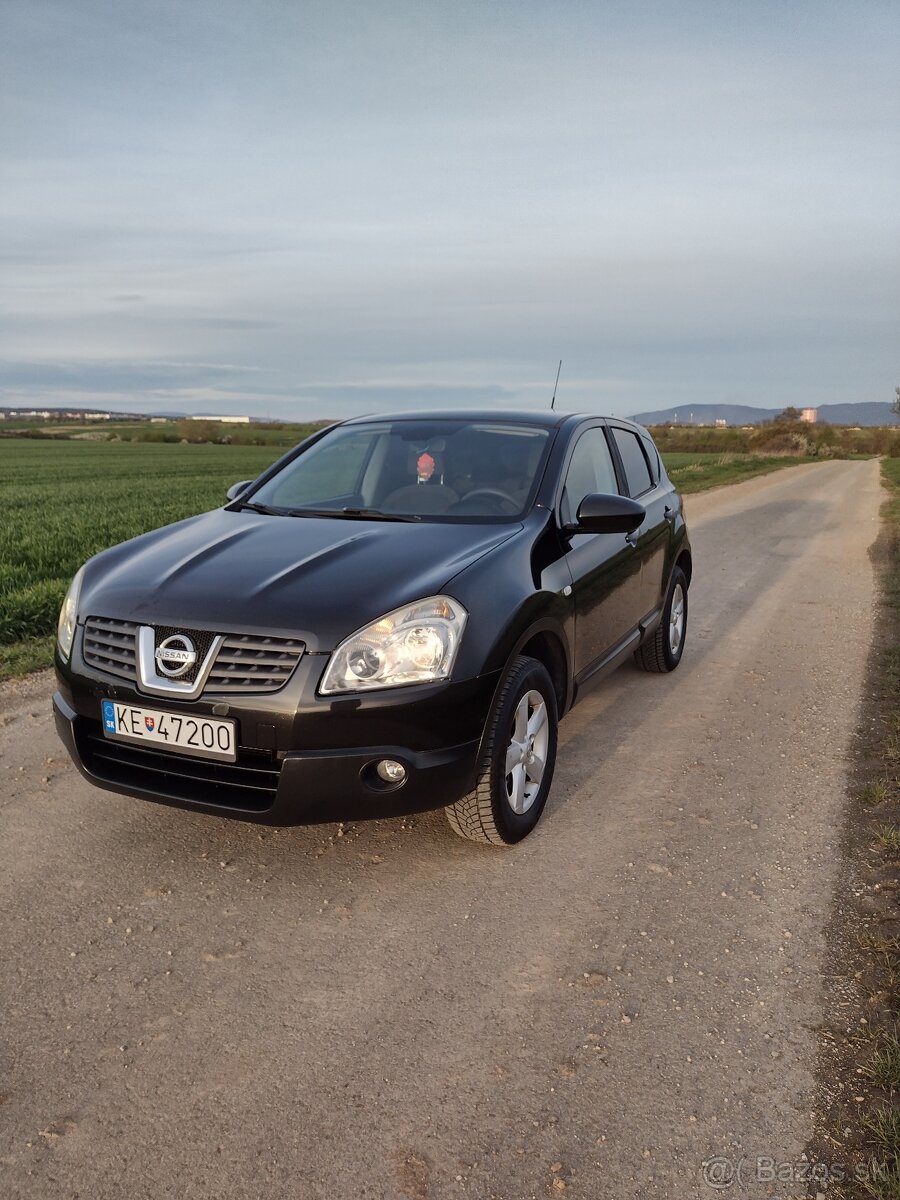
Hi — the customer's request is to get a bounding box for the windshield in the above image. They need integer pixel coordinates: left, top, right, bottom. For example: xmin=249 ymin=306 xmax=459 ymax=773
xmin=247 ymin=420 xmax=552 ymax=521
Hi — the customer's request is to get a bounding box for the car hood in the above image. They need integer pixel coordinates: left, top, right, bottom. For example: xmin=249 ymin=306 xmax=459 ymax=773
xmin=79 ymin=508 xmax=520 ymax=652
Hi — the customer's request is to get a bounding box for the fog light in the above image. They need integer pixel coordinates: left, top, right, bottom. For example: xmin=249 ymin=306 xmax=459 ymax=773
xmin=376 ymin=759 xmax=406 ymax=784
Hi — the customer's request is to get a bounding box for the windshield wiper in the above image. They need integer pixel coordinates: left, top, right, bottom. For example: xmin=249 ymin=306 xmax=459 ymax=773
xmin=341 ymin=507 xmax=421 ymax=522
xmin=283 ymin=506 xmax=421 ymax=523
xmin=237 ymin=500 xmax=282 ymax=515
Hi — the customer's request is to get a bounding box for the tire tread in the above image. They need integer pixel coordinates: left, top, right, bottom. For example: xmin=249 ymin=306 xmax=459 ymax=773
xmin=634 ymin=619 xmax=668 ymax=673
xmin=635 ymin=567 xmax=687 ymax=674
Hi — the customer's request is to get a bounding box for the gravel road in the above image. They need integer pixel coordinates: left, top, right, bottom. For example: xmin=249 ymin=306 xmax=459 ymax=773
xmin=0 ymin=459 xmax=882 ymax=1200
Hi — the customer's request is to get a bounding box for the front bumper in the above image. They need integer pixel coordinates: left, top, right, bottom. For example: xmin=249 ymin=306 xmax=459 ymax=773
xmin=53 ymin=644 xmax=498 ymax=825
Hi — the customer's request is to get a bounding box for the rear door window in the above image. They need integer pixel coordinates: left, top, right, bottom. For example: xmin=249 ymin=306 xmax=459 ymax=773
xmin=611 ymin=428 xmax=654 ymax=497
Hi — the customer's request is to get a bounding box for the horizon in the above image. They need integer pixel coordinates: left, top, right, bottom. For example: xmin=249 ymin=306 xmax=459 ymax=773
xmin=2 ymin=397 xmax=897 ymax=429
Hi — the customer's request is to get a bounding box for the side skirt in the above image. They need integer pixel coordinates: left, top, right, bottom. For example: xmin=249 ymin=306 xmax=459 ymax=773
xmin=571 ymin=606 xmax=663 ymax=705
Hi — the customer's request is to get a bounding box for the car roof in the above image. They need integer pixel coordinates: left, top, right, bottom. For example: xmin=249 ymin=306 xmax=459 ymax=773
xmin=341 ymin=408 xmax=650 ymax=433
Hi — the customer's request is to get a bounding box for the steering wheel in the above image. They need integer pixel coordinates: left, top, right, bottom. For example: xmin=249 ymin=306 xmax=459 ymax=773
xmin=455 ymin=488 xmax=520 ymax=515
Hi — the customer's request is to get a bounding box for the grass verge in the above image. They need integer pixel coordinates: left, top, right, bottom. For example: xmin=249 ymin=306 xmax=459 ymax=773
xmin=0 ymin=636 xmax=56 ymax=682
xmin=663 ymin=451 xmax=820 ymax=493
xmin=807 ymin=458 xmax=900 ymax=1197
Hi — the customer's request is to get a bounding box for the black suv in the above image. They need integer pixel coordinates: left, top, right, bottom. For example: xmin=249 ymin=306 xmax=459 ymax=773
xmin=53 ymin=410 xmax=691 ymax=845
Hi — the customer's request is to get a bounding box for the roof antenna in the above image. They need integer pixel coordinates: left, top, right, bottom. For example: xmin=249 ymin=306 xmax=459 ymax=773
xmin=550 ymin=359 xmax=563 ymax=410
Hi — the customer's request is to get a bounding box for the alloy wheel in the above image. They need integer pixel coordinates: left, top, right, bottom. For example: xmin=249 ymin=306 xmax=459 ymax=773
xmin=669 ymin=583 xmax=685 ymax=655
xmin=504 ymin=689 xmax=549 ymax=814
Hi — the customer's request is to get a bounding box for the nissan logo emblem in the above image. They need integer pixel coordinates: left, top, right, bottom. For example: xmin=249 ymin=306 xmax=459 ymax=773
xmin=155 ymin=633 xmax=198 ymax=678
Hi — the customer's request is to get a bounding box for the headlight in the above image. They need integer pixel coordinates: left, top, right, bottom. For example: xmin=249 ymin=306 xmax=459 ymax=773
xmin=56 ymin=566 xmax=85 ymax=661
xmin=319 ymin=595 xmax=467 ymax=694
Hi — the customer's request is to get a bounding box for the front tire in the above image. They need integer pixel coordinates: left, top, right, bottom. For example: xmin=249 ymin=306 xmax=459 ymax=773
xmin=446 ymin=655 xmax=558 ymax=846
xmin=635 ymin=566 xmax=688 ymax=673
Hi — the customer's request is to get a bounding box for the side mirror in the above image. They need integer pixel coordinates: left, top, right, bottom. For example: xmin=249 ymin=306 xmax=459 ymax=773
xmin=571 ymin=493 xmax=645 ymax=535
xmin=226 ymin=480 xmax=253 ymax=502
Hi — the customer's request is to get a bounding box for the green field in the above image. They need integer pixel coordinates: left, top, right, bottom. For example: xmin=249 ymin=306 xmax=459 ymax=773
xmin=0 ymin=440 xmax=290 ymax=678
xmin=0 ymin=440 xmax=823 ymax=681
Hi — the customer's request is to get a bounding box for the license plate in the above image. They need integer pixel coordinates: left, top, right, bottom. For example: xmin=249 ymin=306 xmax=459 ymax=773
xmin=101 ymin=700 xmax=237 ymax=763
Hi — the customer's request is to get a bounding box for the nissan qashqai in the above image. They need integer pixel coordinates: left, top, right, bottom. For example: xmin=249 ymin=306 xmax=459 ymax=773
xmin=53 ymin=411 xmax=691 ymax=845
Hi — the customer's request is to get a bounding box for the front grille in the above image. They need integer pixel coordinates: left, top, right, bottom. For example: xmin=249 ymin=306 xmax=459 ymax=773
xmin=204 ymin=633 xmax=305 ymax=694
xmin=83 ymin=617 xmax=138 ymax=682
xmin=152 ymin=624 xmax=218 ymax=687
xmin=82 ymin=619 xmax=304 ymax=696
xmin=78 ymin=720 xmax=280 ymax=812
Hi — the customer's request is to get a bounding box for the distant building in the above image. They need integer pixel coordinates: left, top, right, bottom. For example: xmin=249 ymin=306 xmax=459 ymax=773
xmin=1 ymin=407 xmax=139 ymax=421
xmin=715 ymin=419 xmax=727 ymax=427
xmin=800 ymin=408 xmax=818 ymax=423
xmin=187 ymin=414 xmax=251 ymax=425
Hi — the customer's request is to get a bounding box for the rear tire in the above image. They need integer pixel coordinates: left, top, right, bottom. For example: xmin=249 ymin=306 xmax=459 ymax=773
xmin=446 ymin=655 xmax=558 ymax=846
xmin=635 ymin=566 xmax=688 ymax=673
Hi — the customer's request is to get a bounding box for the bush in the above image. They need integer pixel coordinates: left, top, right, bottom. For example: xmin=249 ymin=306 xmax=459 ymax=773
xmin=647 ymin=425 xmax=751 ymax=454
xmin=748 ymin=425 xmax=815 ymax=454
xmin=649 ymin=419 xmax=898 ymax=459
xmin=177 ymin=419 xmax=222 ymax=443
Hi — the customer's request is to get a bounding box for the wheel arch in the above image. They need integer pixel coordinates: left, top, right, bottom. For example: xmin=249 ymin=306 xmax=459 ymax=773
xmin=675 ymin=547 xmax=692 ymax=587
xmin=488 ymin=617 xmax=572 ymax=721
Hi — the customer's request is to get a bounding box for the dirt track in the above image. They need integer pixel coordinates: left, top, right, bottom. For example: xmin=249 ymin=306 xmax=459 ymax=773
xmin=0 ymin=459 xmax=882 ymax=1199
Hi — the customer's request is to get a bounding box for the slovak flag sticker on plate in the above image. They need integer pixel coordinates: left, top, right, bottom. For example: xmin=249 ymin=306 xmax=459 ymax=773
xmin=102 ymin=700 xmax=116 ymax=732
xmin=144 ymin=716 xmax=156 ymax=732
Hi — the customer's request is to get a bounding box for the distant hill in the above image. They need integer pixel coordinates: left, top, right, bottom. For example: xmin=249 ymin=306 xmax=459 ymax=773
xmin=631 ymin=402 xmax=900 ymax=427
xmin=817 ymin=403 xmax=900 ymax=426
xmin=631 ymin=404 xmax=779 ymax=425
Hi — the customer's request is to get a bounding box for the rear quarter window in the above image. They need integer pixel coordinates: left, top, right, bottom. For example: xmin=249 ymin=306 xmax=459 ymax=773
xmin=641 ymin=435 xmax=661 ymax=484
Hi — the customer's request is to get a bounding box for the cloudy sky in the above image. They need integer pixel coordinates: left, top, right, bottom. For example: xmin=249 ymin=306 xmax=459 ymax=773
xmin=1 ymin=0 xmax=897 ymax=419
